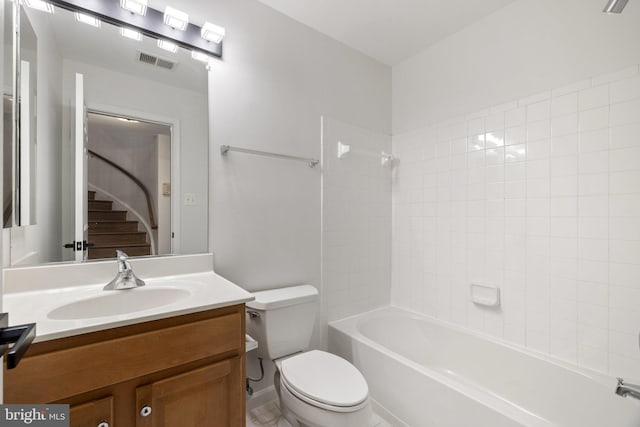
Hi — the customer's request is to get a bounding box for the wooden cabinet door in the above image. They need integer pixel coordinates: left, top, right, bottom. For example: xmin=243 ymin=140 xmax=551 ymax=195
xmin=70 ymin=396 xmax=114 ymax=427
xmin=136 ymin=357 xmax=243 ymax=427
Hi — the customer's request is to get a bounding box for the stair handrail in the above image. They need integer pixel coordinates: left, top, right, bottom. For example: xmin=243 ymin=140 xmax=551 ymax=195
xmin=88 ymin=149 xmax=158 ymax=229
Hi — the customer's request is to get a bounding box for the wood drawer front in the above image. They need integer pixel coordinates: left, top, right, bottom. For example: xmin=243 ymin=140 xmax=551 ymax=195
xmin=6 ymin=312 xmax=241 ymax=403
xmin=70 ymin=396 xmax=114 ymax=427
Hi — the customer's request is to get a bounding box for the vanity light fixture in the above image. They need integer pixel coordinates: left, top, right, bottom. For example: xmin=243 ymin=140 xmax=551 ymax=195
xmin=201 ymin=22 xmax=225 ymax=43
xmin=157 ymin=39 xmax=178 ymax=53
xmin=191 ymin=50 xmax=211 ymax=63
xmin=23 ymin=0 xmax=55 ymax=14
xmin=75 ymin=12 xmax=101 ymax=28
xmin=120 ymin=27 xmax=142 ymax=41
xmin=120 ymin=0 xmax=148 ymax=16
xmin=603 ymin=0 xmax=629 ymax=13
xmin=42 ymin=0 xmax=223 ymax=58
xmin=163 ymin=6 xmax=189 ymax=31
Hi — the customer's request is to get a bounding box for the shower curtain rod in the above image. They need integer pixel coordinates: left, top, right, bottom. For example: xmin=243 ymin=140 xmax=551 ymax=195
xmin=220 ymin=145 xmax=320 ymax=168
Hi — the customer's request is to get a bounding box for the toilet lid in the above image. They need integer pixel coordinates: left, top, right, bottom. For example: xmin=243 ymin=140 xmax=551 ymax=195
xmin=280 ymin=350 xmax=368 ymax=407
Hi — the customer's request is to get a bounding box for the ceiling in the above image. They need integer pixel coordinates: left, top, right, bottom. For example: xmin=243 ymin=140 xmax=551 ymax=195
xmin=255 ymin=0 xmax=516 ymax=65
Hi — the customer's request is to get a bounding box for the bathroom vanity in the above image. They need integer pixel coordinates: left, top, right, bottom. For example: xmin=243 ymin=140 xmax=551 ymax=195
xmin=2 ymin=254 xmax=252 ymax=427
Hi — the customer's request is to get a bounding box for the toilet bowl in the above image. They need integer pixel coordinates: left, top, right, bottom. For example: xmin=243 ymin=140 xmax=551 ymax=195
xmin=275 ymin=350 xmax=373 ymax=427
xmin=245 ymin=285 xmax=374 ymax=427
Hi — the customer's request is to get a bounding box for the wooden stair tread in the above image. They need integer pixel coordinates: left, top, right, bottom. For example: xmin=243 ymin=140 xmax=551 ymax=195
xmin=89 ymin=220 xmax=138 ymax=223
xmin=91 ymin=244 xmax=150 ymax=249
xmin=89 ymin=231 xmax=145 ymax=235
xmin=86 ymin=191 xmax=151 ymax=260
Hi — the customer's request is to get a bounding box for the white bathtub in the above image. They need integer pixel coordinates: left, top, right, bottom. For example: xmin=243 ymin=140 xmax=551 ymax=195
xmin=328 ymin=306 xmax=640 ymax=427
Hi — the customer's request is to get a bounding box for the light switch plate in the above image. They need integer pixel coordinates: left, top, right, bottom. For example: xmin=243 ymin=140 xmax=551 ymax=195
xmin=184 ymin=193 xmax=196 ymax=205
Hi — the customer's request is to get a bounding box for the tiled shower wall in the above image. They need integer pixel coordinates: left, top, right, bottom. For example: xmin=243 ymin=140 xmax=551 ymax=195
xmin=392 ymin=65 xmax=640 ymax=378
xmin=322 ymin=117 xmax=392 ymax=326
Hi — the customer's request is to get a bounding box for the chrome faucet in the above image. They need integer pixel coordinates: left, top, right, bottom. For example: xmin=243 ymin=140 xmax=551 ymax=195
xmin=103 ymin=250 xmax=146 ymax=290
xmin=615 ymin=378 xmax=640 ymax=400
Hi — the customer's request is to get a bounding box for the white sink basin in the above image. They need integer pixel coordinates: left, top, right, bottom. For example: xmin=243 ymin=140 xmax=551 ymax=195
xmin=47 ymin=287 xmax=191 ymax=320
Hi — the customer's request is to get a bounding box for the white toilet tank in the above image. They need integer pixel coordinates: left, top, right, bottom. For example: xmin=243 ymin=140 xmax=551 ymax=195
xmin=246 ymin=285 xmax=318 ymax=360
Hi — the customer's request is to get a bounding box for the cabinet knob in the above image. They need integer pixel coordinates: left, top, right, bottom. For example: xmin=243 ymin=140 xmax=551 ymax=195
xmin=97 ymin=422 xmax=109 ymax=427
xmin=140 ymin=405 xmax=152 ymax=417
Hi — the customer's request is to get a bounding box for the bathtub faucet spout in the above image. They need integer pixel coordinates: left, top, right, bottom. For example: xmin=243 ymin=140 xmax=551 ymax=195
xmin=616 ymin=378 xmax=640 ymax=400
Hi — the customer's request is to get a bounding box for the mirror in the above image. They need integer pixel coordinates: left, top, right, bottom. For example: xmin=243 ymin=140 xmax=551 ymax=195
xmin=3 ymin=0 xmax=13 ymax=229
xmin=5 ymin=2 xmax=210 ymax=266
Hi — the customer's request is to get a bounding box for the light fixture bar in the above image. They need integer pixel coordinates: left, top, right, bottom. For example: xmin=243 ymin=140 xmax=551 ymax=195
xmin=23 ymin=0 xmax=55 ymax=13
xmin=157 ymin=39 xmax=178 ymax=53
xmin=191 ymin=50 xmax=211 ymax=63
xmin=120 ymin=27 xmax=142 ymax=41
xmin=75 ymin=12 xmax=101 ymax=27
xmin=44 ymin=0 xmax=222 ymax=58
xmin=201 ymin=22 xmax=225 ymax=43
xmin=120 ymin=0 xmax=147 ymax=16
xmin=603 ymin=0 xmax=629 ymax=13
xmin=164 ymin=6 xmax=189 ymax=31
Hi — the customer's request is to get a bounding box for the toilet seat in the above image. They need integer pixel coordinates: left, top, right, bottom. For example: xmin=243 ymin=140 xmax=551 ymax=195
xmin=280 ymin=350 xmax=369 ymax=413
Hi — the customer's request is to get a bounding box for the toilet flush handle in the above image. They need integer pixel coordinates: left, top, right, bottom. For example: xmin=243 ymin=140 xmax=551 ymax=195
xmin=246 ymin=310 xmax=261 ymax=319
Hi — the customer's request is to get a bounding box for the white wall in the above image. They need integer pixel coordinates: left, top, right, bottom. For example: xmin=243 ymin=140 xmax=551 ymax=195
xmin=195 ymin=0 xmax=390 ymax=395
xmin=206 ymin=0 xmax=391 ymax=292
xmin=393 ymin=0 xmax=640 ymax=133
xmin=392 ymin=0 xmax=640 ymax=379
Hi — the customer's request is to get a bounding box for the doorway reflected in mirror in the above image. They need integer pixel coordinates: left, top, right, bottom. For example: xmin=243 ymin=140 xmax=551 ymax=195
xmin=87 ymin=112 xmax=171 ymax=260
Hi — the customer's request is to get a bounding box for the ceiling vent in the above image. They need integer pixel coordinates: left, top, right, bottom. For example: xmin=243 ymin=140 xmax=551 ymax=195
xmin=136 ymin=51 xmax=177 ymax=71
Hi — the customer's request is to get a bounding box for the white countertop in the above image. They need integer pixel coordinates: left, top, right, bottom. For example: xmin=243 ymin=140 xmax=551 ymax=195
xmin=4 ymin=270 xmax=253 ymax=342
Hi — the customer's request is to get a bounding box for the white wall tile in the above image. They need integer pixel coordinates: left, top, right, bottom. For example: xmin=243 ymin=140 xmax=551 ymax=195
xmin=579 ymin=85 xmax=609 ymax=111
xmin=579 ymin=195 xmax=609 ymax=217
xmin=610 ymin=263 xmax=640 ymax=289
xmin=527 ymin=140 xmax=550 ymax=160
xmin=610 ymin=99 xmax=640 ymax=127
xmin=579 ymin=151 xmax=609 ymax=174
xmin=552 ymin=93 xmax=578 ymax=117
xmin=578 ymin=173 xmax=608 ymax=196
xmin=579 ymin=129 xmax=609 ymax=153
xmin=527 ymin=100 xmax=551 ymax=122
xmin=609 ymin=218 xmax=640 ymax=241
xmin=550 ymin=155 xmax=578 ymax=177
xmin=610 ymin=76 xmax=640 ymax=104
xmin=610 ymin=124 xmax=640 ymax=149
xmin=578 ymin=217 xmax=608 ymax=240
xmin=551 ymin=134 xmax=578 ymax=157
xmin=552 ymin=114 xmax=578 ymax=137
xmin=505 ymin=144 xmax=527 ymax=162
xmin=527 ymin=120 xmax=551 ymax=141
xmin=505 ymin=107 xmax=526 ymax=127
xmin=579 ymin=107 xmax=609 ymax=132
xmin=611 ymin=194 xmax=640 ymax=217
xmin=610 ymin=147 xmax=640 ymax=172
xmin=391 ymin=67 xmax=640 ymax=378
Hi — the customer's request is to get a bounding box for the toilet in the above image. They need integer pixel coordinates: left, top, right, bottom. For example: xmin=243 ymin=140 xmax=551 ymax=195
xmin=246 ymin=285 xmax=373 ymax=427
